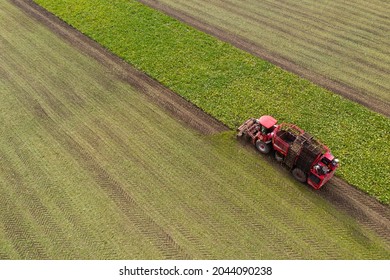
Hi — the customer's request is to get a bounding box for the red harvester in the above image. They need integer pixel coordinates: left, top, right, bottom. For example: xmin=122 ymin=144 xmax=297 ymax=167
xmin=237 ymin=115 xmax=339 ymax=189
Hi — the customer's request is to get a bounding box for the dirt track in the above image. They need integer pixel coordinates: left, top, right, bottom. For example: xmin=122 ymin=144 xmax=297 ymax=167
xmin=138 ymin=0 xmax=390 ymax=118
xmin=14 ymin=0 xmax=390 ymax=245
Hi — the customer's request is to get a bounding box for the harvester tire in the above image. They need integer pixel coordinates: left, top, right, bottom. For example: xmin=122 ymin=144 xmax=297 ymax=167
xmin=275 ymin=152 xmax=284 ymax=162
xmin=292 ymin=168 xmax=307 ymax=183
xmin=255 ymin=140 xmax=271 ymax=154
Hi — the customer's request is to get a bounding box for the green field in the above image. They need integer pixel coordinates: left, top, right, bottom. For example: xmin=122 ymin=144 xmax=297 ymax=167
xmin=1 ymin=1 xmax=389 ymax=259
xmin=152 ymin=0 xmax=390 ymax=105
xmin=32 ymin=0 xmax=390 ymax=203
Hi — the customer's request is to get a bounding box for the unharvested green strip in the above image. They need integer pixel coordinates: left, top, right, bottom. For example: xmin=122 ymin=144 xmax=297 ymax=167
xmin=2 ymin=0 xmax=390 ymax=259
xmin=33 ymin=0 xmax=390 ymax=203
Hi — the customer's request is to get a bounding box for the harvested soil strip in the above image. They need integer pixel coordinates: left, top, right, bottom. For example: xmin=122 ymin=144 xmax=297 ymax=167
xmin=137 ymin=0 xmax=390 ymax=118
xmin=12 ymin=0 xmax=228 ymax=136
xmin=14 ymin=0 xmax=390 ymax=246
xmin=240 ymin=142 xmax=390 ymax=246
xmin=11 ymin=81 xmax=190 ymax=259
xmin=322 ymin=178 xmax=390 ymax=244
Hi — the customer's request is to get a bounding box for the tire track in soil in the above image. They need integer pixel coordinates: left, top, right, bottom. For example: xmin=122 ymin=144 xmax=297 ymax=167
xmin=72 ymin=93 xmax=294 ymax=258
xmin=12 ymin=0 xmax=228 ymax=136
xmin=138 ymin=0 xmax=390 ymax=117
xmin=0 ymin=154 xmax=48 ymax=259
xmin=0 ymin=53 xmax=100 ymax=257
xmin=240 ymin=141 xmax=390 ymax=248
xmin=175 ymin=225 xmax=211 ymax=258
xmin=222 ymin=191 xmax=343 ymax=259
xmin=3 ymin=139 xmax=75 ymax=248
xmin=0 ymin=71 xmax=114 ymax=258
xmin=321 ymin=177 xmax=390 ymax=245
xmin=0 ymin=201 xmax=47 ymax=259
xmin=54 ymin=129 xmax=191 ymax=259
xmin=2 ymin=29 xmax=187 ymax=257
xmin=89 ymin=119 xmax=214 ymax=259
xmin=13 ymin=0 xmax=390 ymax=249
xmin=15 ymin=87 xmax=190 ymax=258
xmin=7 ymin=0 xmax=194 ymax=258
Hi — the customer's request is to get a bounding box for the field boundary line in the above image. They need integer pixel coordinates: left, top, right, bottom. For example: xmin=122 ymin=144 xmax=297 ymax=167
xmin=12 ymin=0 xmax=229 ymax=136
xmin=137 ymin=0 xmax=390 ymax=118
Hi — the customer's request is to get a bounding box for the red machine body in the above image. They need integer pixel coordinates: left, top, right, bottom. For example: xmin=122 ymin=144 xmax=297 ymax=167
xmin=237 ymin=115 xmax=339 ymax=189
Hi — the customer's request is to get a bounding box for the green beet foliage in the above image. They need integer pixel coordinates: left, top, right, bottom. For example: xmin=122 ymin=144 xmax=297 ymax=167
xmin=34 ymin=0 xmax=390 ymax=204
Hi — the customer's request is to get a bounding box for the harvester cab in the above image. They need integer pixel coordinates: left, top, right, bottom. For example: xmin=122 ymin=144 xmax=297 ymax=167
xmin=237 ymin=115 xmax=278 ymax=154
xmin=258 ymin=115 xmax=278 ymax=134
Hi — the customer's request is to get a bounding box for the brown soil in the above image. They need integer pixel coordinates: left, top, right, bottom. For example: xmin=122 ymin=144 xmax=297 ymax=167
xmin=138 ymin=0 xmax=390 ymax=118
xmin=13 ymin=0 xmax=389 ymax=245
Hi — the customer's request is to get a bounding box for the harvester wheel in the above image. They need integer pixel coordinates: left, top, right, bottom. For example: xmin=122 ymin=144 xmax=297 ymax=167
xmin=275 ymin=152 xmax=284 ymax=162
xmin=292 ymin=168 xmax=307 ymax=183
xmin=255 ymin=140 xmax=271 ymax=154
